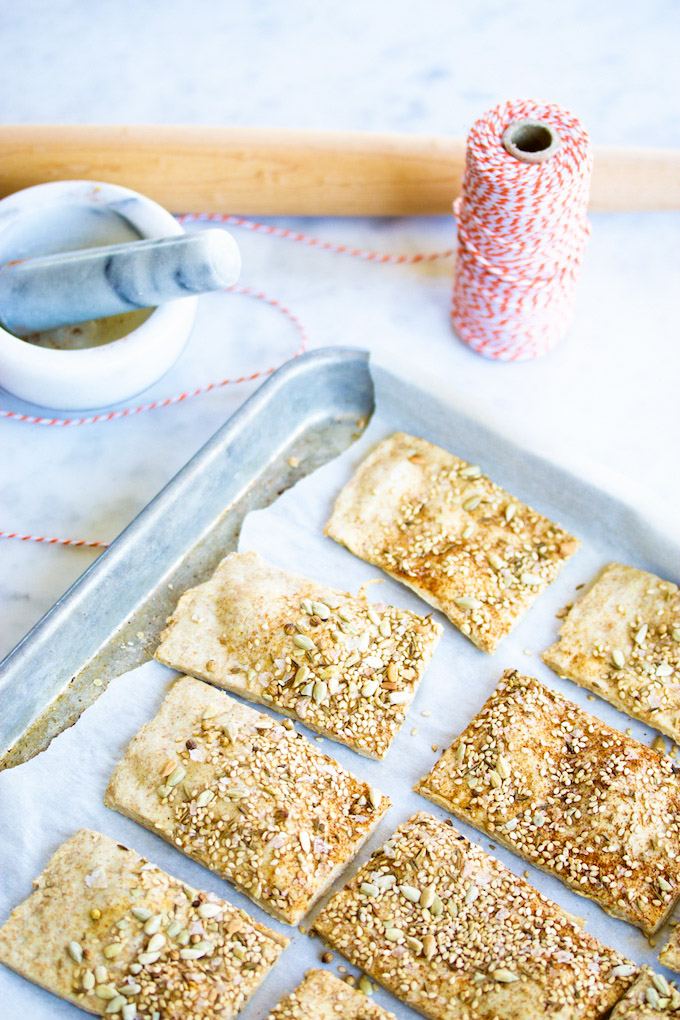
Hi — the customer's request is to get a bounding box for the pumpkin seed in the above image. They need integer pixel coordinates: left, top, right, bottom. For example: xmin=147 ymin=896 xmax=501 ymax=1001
xmin=67 ymin=940 xmax=83 ymax=963
xmin=358 ymin=975 xmax=373 ymax=996
xmin=455 ymin=742 xmax=466 ymax=763
xmin=463 ymin=495 xmax=483 ymax=512
xmin=634 ymin=623 xmax=648 ymax=645
xmin=405 ymin=935 xmax=423 ymax=954
xmin=312 ymin=602 xmax=331 ymax=620
xmin=122 ymin=1006 xmax=137 ymax=1020
xmin=166 ymin=766 xmax=186 ymax=788
xmin=299 ymin=830 xmax=311 ymax=853
xmin=487 ymin=552 xmax=503 ymax=570
xmin=293 ymin=634 xmax=315 ymax=651
xmin=399 ymin=884 xmax=421 ymax=903
xmin=95 ymin=985 xmax=118 ymax=1000
xmin=379 ymin=620 xmax=391 ymax=638
xmin=455 ymin=596 xmax=481 ymax=610
xmin=360 ymin=882 xmax=379 ymax=897
xmin=196 ymin=789 xmax=214 ymax=808
xmin=166 ymin=920 xmax=182 ymax=938
xmin=197 ymin=902 xmax=222 ymax=918
xmin=385 ymin=928 xmax=404 ymax=942
xmin=389 ymin=690 xmax=410 ymax=704
xmin=496 ymin=755 xmax=510 ymax=779
xmin=105 ymin=994 xmax=126 ymax=1014
xmin=361 ymin=679 xmax=380 ymax=698
xmin=652 ymin=973 xmax=671 ymax=996
xmin=611 ymin=964 xmax=637 ymax=978
xmin=180 ymin=947 xmax=207 ymax=960
xmin=312 ymin=680 xmax=328 ymax=704
xmin=492 ymin=968 xmax=519 ymax=983
xmin=295 ymin=665 xmax=310 ymax=684
xmin=611 ymin=649 xmax=626 ymax=669
xmin=138 ymin=952 xmax=161 ymax=965
xmin=82 ymin=970 xmax=95 ymax=991
xmin=103 ymin=943 xmax=123 ymax=959
xmin=95 ymin=966 xmax=109 ymax=984
xmin=143 ymin=915 xmax=162 ymax=936
xmin=420 ymin=885 xmax=435 ymax=909
xmin=423 ymin=934 xmax=436 ymax=960
xmin=146 ymin=933 xmax=165 ymax=953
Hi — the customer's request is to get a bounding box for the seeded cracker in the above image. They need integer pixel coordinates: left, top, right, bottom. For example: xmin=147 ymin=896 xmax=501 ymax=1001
xmin=660 ymin=926 xmax=680 ymax=974
xmin=0 ymin=828 xmax=286 ymax=1019
xmin=266 ymin=968 xmax=396 ymax=1019
xmin=325 ymin=432 xmax=579 ymax=653
xmin=105 ymin=677 xmax=390 ymax=925
xmin=544 ymin=562 xmax=680 ymax=742
xmin=608 ymin=967 xmax=680 ymax=1016
xmin=313 ymin=812 xmax=637 ymax=1020
xmin=155 ymin=551 xmax=442 ymax=759
xmin=415 ymin=669 xmax=680 ymax=934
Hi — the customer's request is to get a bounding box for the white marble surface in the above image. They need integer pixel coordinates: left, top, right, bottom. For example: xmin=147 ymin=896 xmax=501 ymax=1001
xmin=1 ymin=0 xmax=679 ymax=659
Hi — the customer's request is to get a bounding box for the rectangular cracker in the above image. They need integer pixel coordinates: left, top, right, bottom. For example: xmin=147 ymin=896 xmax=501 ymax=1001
xmin=266 ymin=969 xmax=396 ymax=1019
xmin=543 ymin=562 xmax=680 ymax=743
xmin=659 ymin=927 xmax=680 ymax=974
xmin=105 ymin=676 xmax=390 ymax=925
xmin=0 ymin=828 xmax=287 ymax=1019
xmin=609 ymin=968 xmax=680 ymax=1016
xmin=415 ymin=669 xmax=680 ymax=934
xmin=313 ymin=812 xmax=637 ymax=1020
xmin=155 ymin=550 xmax=442 ymax=759
xmin=325 ymin=432 xmax=579 ymax=653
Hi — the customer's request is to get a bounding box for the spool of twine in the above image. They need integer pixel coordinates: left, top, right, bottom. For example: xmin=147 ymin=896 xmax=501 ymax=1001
xmin=451 ymin=99 xmax=593 ymax=361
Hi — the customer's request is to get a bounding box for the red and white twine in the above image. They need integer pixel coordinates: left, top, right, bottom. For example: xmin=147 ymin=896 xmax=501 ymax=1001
xmin=452 ymin=99 xmax=592 ymax=361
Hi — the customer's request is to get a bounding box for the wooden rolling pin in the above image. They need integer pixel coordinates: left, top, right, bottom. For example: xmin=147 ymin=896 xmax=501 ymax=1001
xmin=1 ymin=125 xmax=678 ymax=215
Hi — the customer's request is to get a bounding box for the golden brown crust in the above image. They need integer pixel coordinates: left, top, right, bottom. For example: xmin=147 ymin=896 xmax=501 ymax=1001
xmin=313 ymin=812 xmax=637 ymax=1020
xmin=325 ymin=432 xmax=579 ymax=653
xmin=415 ymin=669 xmax=680 ymax=935
xmin=0 ymin=828 xmax=287 ymax=1019
xmin=266 ymin=969 xmax=396 ymax=1019
xmin=105 ymin=677 xmax=390 ymax=925
xmin=155 ymin=551 xmax=442 ymax=759
xmin=543 ymin=562 xmax=680 ymax=743
xmin=660 ymin=927 xmax=680 ymax=974
xmin=609 ymin=968 xmax=680 ymax=1016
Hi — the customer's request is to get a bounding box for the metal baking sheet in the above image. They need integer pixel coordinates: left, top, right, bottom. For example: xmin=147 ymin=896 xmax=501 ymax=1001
xmin=0 ymin=347 xmax=375 ymax=770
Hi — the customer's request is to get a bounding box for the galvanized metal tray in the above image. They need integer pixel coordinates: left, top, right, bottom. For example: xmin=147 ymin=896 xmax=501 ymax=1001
xmin=0 ymin=347 xmax=374 ymax=770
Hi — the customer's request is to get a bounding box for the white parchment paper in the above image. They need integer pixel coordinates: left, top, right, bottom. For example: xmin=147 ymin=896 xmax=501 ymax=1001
xmin=2 ymin=366 xmax=679 ymax=1018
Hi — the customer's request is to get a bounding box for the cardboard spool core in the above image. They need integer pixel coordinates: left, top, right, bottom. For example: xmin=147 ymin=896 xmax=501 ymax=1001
xmin=502 ymin=120 xmax=561 ymax=163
